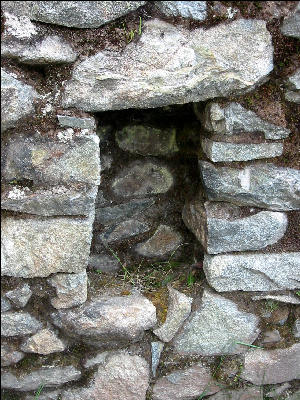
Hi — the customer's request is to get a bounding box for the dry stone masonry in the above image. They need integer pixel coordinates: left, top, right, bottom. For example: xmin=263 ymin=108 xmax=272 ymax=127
xmin=1 ymin=1 xmax=300 ymax=400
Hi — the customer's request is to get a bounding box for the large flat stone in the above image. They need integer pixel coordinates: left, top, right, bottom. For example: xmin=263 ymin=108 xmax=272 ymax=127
xmin=155 ymin=1 xmax=207 ymax=20
xmin=62 ymin=19 xmax=273 ymax=111
xmin=1 ymin=215 xmax=94 ymax=278
xmin=20 ymin=329 xmax=66 ymax=354
xmin=203 ymin=253 xmax=300 ymax=292
xmin=183 ymin=200 xmax=287 ymax=254
xmin=98 ymin=219 xmax=151 ymax=244
xmin=1 ymin=68 xmax=39 ymax=133
xmin=173 ymin=290 xmax=260 ymax=356
xmin=200 ymin=162 xmax=300 ymax=211
xmin=1 ymin=311 xmax=42 ymax=336
xmin=51 ymin=294 xmax=157 ymax=348
xmin=281 ymin=2 xmax=300 ymax=39
xmin=241 ymin=343 xmax=300 ymax=384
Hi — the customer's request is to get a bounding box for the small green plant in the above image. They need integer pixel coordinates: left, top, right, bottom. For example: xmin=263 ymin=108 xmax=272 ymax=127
xmin=236 ymin=341 xmax=263 ymax=349
xmin=96 ymin=269 xmax=102 ymax=275
xmin=296 ymin=291 xmax=300 ymax=297
xmin=187 ymin=271 xmax=195 ymax=287
xmin=265 ymin=300 xmax=279 ymax=313
xmin=122 ymin=16 xmax=143 ymax=43
xmin=34 ymin=384 xmax=44 ymax=399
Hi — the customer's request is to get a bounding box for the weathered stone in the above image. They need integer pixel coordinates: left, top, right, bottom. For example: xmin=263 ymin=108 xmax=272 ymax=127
xmin=155 ymin=1 xmax=207 ymax=20
xmin=203 ymin=253 xmax=300 ymax=292
xmin=88 ymin=254 xmax=120 ymax=273
xmin=173 ymin=290 xmax=260 ymax=356
xmin=62 ymin=19 xmax=273 ymax=111
xmin=2 ymin=11 xmax=38 ymax=39
xmin=116 ymin=125 xmax=178 ymax=156
xmin=1 ymin=184 xmax=98 ymax=217
xmin=61 ymin=352 xmax=149 ymax=400
xmin=199 ymin=102 xmax=290 ymax=139
xmin=265 ymin=383 xmax=291 ymax=399
xmin=151 ymin=341 xmax=164 ymax=377
xmin=112 ymin=161 xmax=173 ymax=198
xmin=152 ymin=362 xmax=221 ymax=400
xmin=252 ymin=293 xmax=300 ymax=305
xmin=284 ymin=68 xmax=300 ymax=104
xmin=5 ymin=283 xmax=32 ymax=308
xmin=95 ymin=198 xmax=155 ymax=225
xmin=288 ymin=391 xmax=300 ymax=400
xmin=48 ymin=270 xmax=88 ymax=309
xmin=98 ymin=219 xmax=151 ymax=244
xmin=101 ymin=154 xmax=113 ymax=171
xmin=20 ymin=329 xmax=66 ymax=354
xmin=2 ymin=365 xmax=81 ymax=392
xmin=83 ymin=351 xmax=111 ymax=369
xmin=200 ymin=162 xmax=300 ymax=211
xmin=1 ymin=215 xmax=94 ymax=278
xmin=208 ymin=386 xmax=262 ymax=400
xmin=201 ymin=138 xmax=283 ymax=162
xmin=1 ymin=68 xmax=39 ymax=133
xmin=293 ymin=319 xmax=300 ymax=338
xmin=135 ymin=225 xmax=183 ymax=258
xmin=95 ymin=189 xmax=109 ymax=207
xmin=1 ymin=312 xmax=42 ymax=336
xmin=183 ymin=199 xmax=287 ymax=254
xmin=57 ymin=114 xmax=96 ymax=130
xmin=1 ymin=342 xmax=25 ymax=366
xmin=24 ymin=390 xmax=62 ymax=400
xmin=262 ymin=330 xmax=281 ymax=344
xmin=1 ymin=297 xmax=12 ymax=312
xmin=1 ymin=35 xmax=77 ymax=64
xmin=268 ymin=306 xmax=290 ymax=326
xmin=154 ymin=287 xmax=192 ymax=342
xmin=281 ymin=2 xmax=300 ymax=39
xmin=241 ymin=343 xmax=300 ymax=384
xmin=51 ymin=295 xmax=157 ymax=348
xmin=2 ymin=132 xmax=100 ymax=186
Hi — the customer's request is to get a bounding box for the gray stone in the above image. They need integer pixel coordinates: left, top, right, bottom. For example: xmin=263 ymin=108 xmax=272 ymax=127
xmin=48 ymin=270 xmax=88 ymax=309
xmin=98 ymin=219 xmax=151 ymax=244
xmin=95 ymin=189 xmax=109 ymax=207
xmin=88 ymin=254 xmax=120 ymax=273
xmin=51 ymin=294 xmax=157 ymax=347
xmin=24 ymin=390 xmax=61 ymax=400
xmin=153 ymin=286 xmax=192 ymax=342
xmin=265 ymin=383 xmax=291 ymax=398
xmin=208 ymin=387 xmax=262 ymax=400
xmin=262 ymin=330 xmax=281 ymax=344
xmin=1 ymin=35 xmax=77 ymax=64
xmin=288 ymin=391 xmax=300 ymax=400
xmin=62 ymin=19 xmax=273 ymax=111
xmin=152 ymin=362 xmax=221 ymax=400
xmin=252 ymin=293 xmax=300 ymax=305
xmin=101 ymin=154 xmax=113 ymax=171
xmin=281 ymin=3 xmax=300 ymax=39
xmin=1 ymin=68 xmax=39 ymax=133
xmin=135 ymin=225 xmax=183 ymax=258
xmin=57 ymin=114 xmax=96 ymax=130
xmin=1 ymin=297 xmax=12 ymax=312
xmin=284 ymin=68 xmax=300 ymax=104
xmin=155 ymin=1 xmax=207 ymax=20
xmin=83 ymin=351 xmax=111 ymax=369
xmin=1 ymin=365 xmax=81 ymax=392
xmin=2 ymin=132 xmax=100 ymax=186
xmin=61 ymin=352 xmax=149 ymax=400
xmin=201 ymin=138 xmax=283 ymax=162
xmin=173 ymin=290 xmax=260 ymax=356
xmin=200 ymin=162 xmax=300 ymax=211
xmin=241 ymin=343 xmax=300 ymax=384
xmin=183 ymin=199 xmax=287 ymax=254
xmin=112 ymin=161 xmax=173 ymax=198
xmin=1 ymin=311 xmax=42 ymax=336
xmin=199 ymin=102 xmax=290 ymax=139
xmin=1 ymin=215 xmax=94 ymax=278
xmin=2 ymin=10 xmax=38 ymax=39
xmin=20 ymin=329 xmax=66 ymax=354
xmin=151 ymin=341 xmax=164 ymax=377
xmin=1 ymin=184 xmax=98 ymax=217
xmin=5 ymin=283 xmax=32 ymax=308
xmin=203 ymin=253 xmax=300 ymax=292
xmin=116 ymin=125 xmax=178 ymax=156
xmin=1 ymin=342 xmax=25 ymax=366
xmin=293 ymin=319 xmax=300 ymax=338
xmin=95 ymin=198 xmax=155 ymax=225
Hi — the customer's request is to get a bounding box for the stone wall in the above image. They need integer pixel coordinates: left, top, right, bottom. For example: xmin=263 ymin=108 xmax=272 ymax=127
xmin=1 ymin=2 xmax=300 ymax=400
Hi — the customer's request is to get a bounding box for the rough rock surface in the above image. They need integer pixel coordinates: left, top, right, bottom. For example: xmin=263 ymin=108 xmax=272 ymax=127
xmin=116 ymin=125 xmax=178 ymax=156
xmin=183 ymin=200 xmax=287 ymax=254
xmin=88 ymin=254 xmax=121 ymax=273
xmin=284 ymin=68 xmax=300 ymax=104
xmin=48 ymin=270 xmax=88 ymax=309
xmin=152 ymin=362 xmax=221 ymax=400
xmin=262 ymin=330 xmax=281 ymax=344
xmin=20 ymin=329 xmax=66 ymax=354
xmin=293 ymin=319 xmax=300 ymax=338
xmin=173 ymin=290 xmax=260 ymax=355
xmin=1 ymin=68 xmax=39 ymax=133
xmin=1 ymin=312 xmax=42 ymax=336
xmin=83 ymin=351 xmax=111 ymax=369
xmin=1 ymin=1 xmax=147 ymax=28
xmin=200 ymin=162 xmax=300 ymax=211
xmin=5 ymin=283 xmax=32 ymax=308
xmin=24 ymin=390 xmax=62 ymax=400
xmin=153 ymin=287 xmax=192 ymax=342
xmin=98 ymin=219 xmax=151 ymax=244
xmin=62 ymin=19 xmax=273 ymax=111
xmin=57 ymin=114 xmax=96 ymax=130
xmin=155 ymin=1 xmax=207 ymax=20
xmin=135 ymin=225 xmax=183 ymax=258
xmin=2 ymin=366 xmax=81 ymax=392
xmin=203 ymin=252 xmax=300 ymax=292
xmin=199 ymin=102 xmax=290 ymax=139
xmin=1 ymin=297 xmax=12 ymax=312
xmin=1 ymin=342 xmax=25 ymax=366
xmin=208 ymin=387 xmax=262 ymax=400
xmin=1 ymin=215 xmax=94 ymax=278
xmin=265 ymin=383 xmax=291 ymax=398
xmin=151 ymin=341 xmax=164 ymax=377
xmin=61 ymin=352 xmax=149 ymax=400
xmin=112 ymin=161 xmax=173 ymax=198
xmin=251 ymin=293 xmax=300 ymax=305
xmin=241 ymin=343 xmax=300 ymax=384
xmin=51 ymin=295 xmax=157 ymax=347
xmin=280 ymin=2 xmax=300 ymax=39
xmin=201 ymin=138 xmax=283 ymax=162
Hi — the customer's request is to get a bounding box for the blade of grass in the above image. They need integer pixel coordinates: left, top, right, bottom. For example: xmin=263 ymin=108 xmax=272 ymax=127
xmin=236 ymin=341 xmax=264 ymax=349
